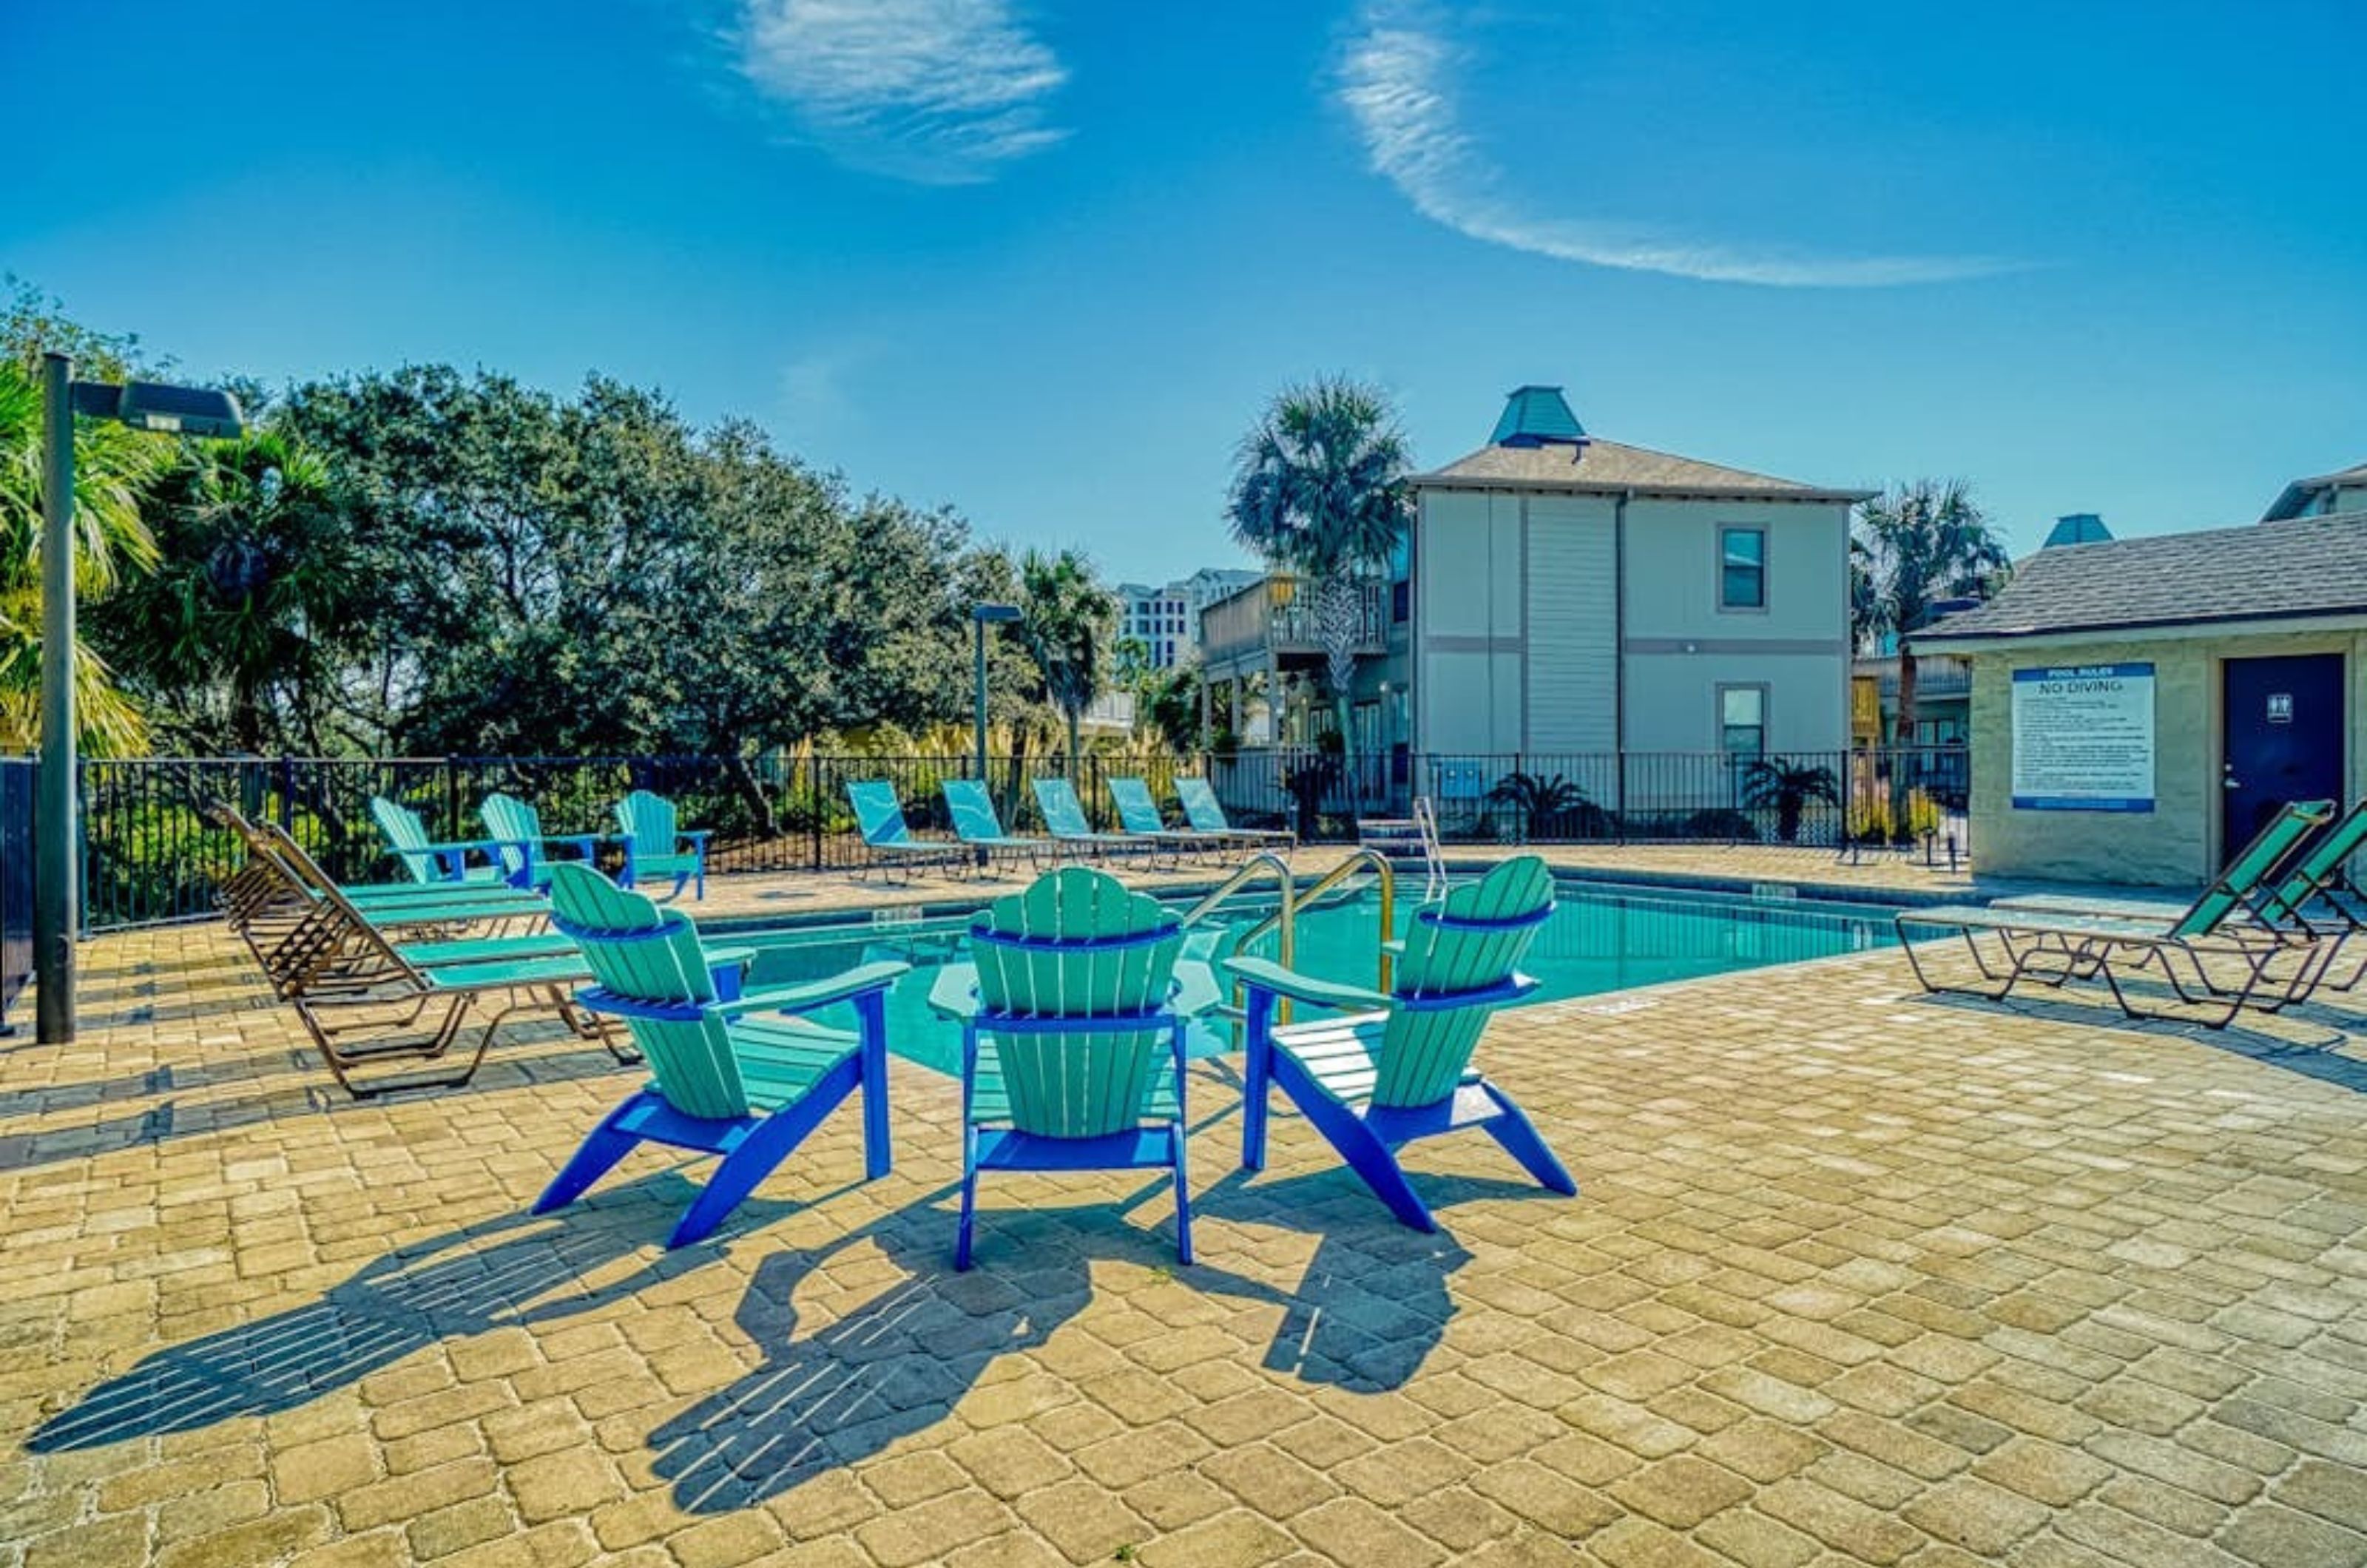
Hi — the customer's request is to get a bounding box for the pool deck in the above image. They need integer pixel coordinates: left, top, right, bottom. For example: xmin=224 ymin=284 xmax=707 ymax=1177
xmin=5 ymin=848 xmax=2366 ymax=1567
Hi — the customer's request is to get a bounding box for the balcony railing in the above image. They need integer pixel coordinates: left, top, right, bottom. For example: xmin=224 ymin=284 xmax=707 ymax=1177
xmin=1200 ymin=575 xmax=1388 ymax=664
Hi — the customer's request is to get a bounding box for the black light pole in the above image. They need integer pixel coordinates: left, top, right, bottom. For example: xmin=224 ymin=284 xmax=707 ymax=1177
xmin=970 ymin=603 xmax=1022 ymax=782
xmin=36 ymin=356 xmax=243 ymax=1044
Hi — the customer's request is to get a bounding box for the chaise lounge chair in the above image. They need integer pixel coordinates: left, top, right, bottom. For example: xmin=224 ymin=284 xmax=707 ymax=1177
xmin=1031 ymin=777 xmax=1150 ymax=859
xmin=845 ymin=780 xmax=962 ymax=882
xmin=1107 ymin=776 xmax=1228 ymax=865
xmin=942 ymin=778 xmax=1053 ymax=873
xmin=936 ymin=866 xmax=1195 ymax=1267
xmin=1226 ymin=856 xmax=1574 ymax=1231
xmin=480 ymin=791 xmax=600 ymax=891
xmin=1178 ymin=777 xmax=1296 ymax=855
xmin=537 ymin=863 xmax=902 ymax=1247
xmin=1896 ymin=800 xmax=2346 ymax=1027
xmin=614 ymin=789 xmax=709 ymax=902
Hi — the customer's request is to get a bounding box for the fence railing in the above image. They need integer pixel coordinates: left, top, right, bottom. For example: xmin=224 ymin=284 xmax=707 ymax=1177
xmin=70 ymin=745 xmax=1971 ymax=930
xmin=0 ymin=759 xmax=31 ymax=1025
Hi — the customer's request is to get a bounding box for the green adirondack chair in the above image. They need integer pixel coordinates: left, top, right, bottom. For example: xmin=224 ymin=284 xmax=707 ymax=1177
xmin=614 ymin=790 xmax=709 ymax=902
xmin=1226 ymin=856 xmax=1574 ymax=1231
xmin=540 ymin=863 xmax=905 ymax=1247
xmin=480 ymin=792 xmax=599 ymax=890
xmin=370 ymin=796 xmax=513 ymax=887
xmin=948 ymin=866 xmax=1192 ymax=1268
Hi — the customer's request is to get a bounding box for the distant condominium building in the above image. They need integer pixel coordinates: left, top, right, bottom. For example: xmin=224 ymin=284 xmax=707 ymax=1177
xmin=1116 ymin=567 xmax=1263 ymax=669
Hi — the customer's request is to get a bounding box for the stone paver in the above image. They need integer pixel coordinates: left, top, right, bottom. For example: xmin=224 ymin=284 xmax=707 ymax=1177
xmin=4 ymin=847 xmax=2365 ymax=1566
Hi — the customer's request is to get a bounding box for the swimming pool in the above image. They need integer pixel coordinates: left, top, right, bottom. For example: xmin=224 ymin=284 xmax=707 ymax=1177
xmin=725 ymin=880 xmax=1900 ymax=1076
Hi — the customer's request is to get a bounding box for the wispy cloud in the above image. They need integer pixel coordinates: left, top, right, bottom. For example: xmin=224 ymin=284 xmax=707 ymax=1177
xmin=736 ymin=0 xmax=1067 ymax=183
xmin=1339 ymin=2 xmax=2008 ymax=287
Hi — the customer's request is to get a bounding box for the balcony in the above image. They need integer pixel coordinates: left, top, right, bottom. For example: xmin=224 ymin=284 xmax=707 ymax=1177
xmin=1200 ymin=575 xmax=1388 ymax=667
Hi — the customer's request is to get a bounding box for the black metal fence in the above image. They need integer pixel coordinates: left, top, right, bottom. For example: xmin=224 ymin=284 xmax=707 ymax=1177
xmin=0 ymin=759 xmax=32 ymax=1027
xmin=71 ymin=744 xmax=1971 ymax=930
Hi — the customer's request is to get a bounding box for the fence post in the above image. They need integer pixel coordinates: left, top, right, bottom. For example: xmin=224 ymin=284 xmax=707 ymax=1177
xmin=808 ymin=752 xmax=824 ymax=873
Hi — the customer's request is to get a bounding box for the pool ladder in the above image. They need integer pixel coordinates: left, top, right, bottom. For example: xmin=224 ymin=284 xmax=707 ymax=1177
xmin=1180 ymin=849 xmax=1397 ymax=1028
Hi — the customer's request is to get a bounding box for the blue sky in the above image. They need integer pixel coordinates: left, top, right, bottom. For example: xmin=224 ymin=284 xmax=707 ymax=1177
xmin=6 ymin=0 xmax=2363 ymax=581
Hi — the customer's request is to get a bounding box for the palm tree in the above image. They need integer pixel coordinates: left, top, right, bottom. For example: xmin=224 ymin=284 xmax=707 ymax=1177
xmin=116 ymin=432 xmax=354 ymax=752
xmin=1224 ymin=378 xmax=1413 ymax=761
xmin=0 ymin=359 xmax=169 ymax=753
xmin=1740 ymin=757 xmax=1841 ymax=844
xmin=1016 ymin=547 xmax=1119 ymax=764
xmin=1854 ymin=480 xmax=2009 ymax=749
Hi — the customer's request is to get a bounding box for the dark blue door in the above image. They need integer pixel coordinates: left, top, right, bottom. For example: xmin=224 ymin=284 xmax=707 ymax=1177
xmin=2221 ymin=655 xmax=2345 ymax=865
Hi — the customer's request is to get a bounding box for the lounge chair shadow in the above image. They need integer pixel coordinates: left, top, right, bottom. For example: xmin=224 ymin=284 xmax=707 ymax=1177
xmin=27 ymin=1172 xmax=794 ymax=1453
xmin=649 ymin=1183 xmax=1290 ymax=1513
xmin=1912 ymin=989 xmax=2367 ymax=1088
xmin=0 ymin=1043 xmax=638 ymax=1175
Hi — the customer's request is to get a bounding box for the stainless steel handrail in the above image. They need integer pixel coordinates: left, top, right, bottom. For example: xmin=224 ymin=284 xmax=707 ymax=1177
xmin=1232 ymin=847 xmax=1397 ymax=992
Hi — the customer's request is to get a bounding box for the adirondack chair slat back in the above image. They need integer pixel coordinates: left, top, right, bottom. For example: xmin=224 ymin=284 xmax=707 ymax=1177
xmin=480 ymin=793 xmax=542 ymax=883
xmin=972 ymin=868 xmax=1184 ymax=1140
xmin=615 ymin=790 xmax=678 ymax=850
xmin=547 ymin=864 xmax=746 ymax=1120
xmin=1375 ymin=856 xmax=1555 ymax=1109
xmin=2177 ymin=802 xmax=2329 ymax=939
xmin=1176 ymin=778 xmax=1229 ymax=834
xmin=1108 ymin=777 xmax=1165 ymax=835
xmin=943 ymin=779 xmax=1009 ymax=842
xmin=1032 ymin=778 xmax=1093 ymax=837
xmin=371 ymin=796 xmax=445 ymax=885
xmin=845 ymin=781 xmax=911 ymax=847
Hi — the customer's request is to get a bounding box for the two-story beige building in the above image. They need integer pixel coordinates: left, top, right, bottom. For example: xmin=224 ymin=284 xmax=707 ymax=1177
xmin=1400 ymin=386 xmax=1868 ymax=765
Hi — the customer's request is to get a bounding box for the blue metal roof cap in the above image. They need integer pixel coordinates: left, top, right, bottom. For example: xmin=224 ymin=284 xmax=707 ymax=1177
xmin=1490 ymin=385 xmax=1586 ymax=447
xmin=2043 ymin=513 xmax=2112 ymax=548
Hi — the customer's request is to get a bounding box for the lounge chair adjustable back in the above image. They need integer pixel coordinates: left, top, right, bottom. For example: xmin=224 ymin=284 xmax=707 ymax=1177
xmin=1032 ymin=777 xmax=1101 ymax=839
xmin=1175 ymin=777 xmax=1235 ymax=834
xmin=1375 ymin=857 xmax=1557 ymax=1109
xmin=970 ymin=868 xmax=1185 ymax=1140
xmin=547 ymin=864 xmax=745 ymax=1120
xmin=2174 ymin=800 xmax=2334 ymax=938
xmin=1108 ymin=777 xmax=1172 ymax=836
xmin=847 ymin=780 xmax=916 ymax=847
xmin=944 ymin=779 xmax=1020 ymax=843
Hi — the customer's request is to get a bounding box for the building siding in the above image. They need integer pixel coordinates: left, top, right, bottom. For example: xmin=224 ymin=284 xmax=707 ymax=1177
xmin=1524 ymin=494 xmax=1618 ymax=751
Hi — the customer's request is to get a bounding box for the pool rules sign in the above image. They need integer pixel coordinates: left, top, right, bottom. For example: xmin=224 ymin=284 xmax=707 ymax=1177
xmin=2010 ymin=663 xmax=2156 ymax=811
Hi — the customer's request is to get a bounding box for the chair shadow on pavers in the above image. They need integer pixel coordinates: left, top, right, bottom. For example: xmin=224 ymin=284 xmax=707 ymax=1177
xmin=1916 ymin=988 xmax=2367 ymax=1087
xmin=648 ymin=1186 xmax=1290 ymax=1514
xmin=27 ymin=1176 xmax=794 ymax=1453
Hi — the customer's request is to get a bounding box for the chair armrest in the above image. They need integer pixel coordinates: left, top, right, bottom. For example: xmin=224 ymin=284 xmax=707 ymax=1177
xmin=411 ymin=837 xmax=504 ymax=856
xmin=713 ymin=961 xmax=911 ymax=1017
xmin=1223 ymin=956 xmax=1392 ymax=1013
xmin=681 ymin=831 xmax=712 ymax=848
xmin=544 ymin=834 xmax=599 ymax=854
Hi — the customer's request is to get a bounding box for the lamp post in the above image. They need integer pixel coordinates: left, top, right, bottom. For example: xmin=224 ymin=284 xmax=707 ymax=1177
xmin=37 ymin=354 xmax=243 ymax=1044
xmin=970 ymin=603 xmax=1022 ymax=781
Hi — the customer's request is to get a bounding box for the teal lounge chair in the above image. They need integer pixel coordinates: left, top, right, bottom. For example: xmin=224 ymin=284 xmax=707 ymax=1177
xmin=1031 ymin=777 xmax=1149 ymax=858
xmin=480 ymin=791 xmax=599 ymax=891
xmin=1178 ymin=777 xmax=1295 ymax=854
xmin=939 ymin=866 xmax=1193 ymax=1267
xmin=1107 ymin=776 xmax=1225 ymax=865
xmin=1995 ymin=797 xmax=2367 ymax=941
xmin=1226 ymin=856 xmax=1573 ymax=1231
xmin=538 ymin=864 xmax=903 ymax=1247
xmin=942 ymin=778 xmax=1051 ymax=872
xmin=1897 ymin=800 xmax=2342 ymax=1027
xmin=615 ymin=790 xmax=709 ymax=902
xmin=371 ymin=796 xmax=513 ymax=887
xmin=845 ymin=780 xmax=959 ymax=882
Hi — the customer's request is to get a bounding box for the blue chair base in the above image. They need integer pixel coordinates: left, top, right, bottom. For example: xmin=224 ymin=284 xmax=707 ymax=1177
xmin=535 ymin=1049 xmax=883 ymax=1248
xmin=1243 ymin=1038 xmax=1573 ymax=1232
xmin=957 ymin=1123 xmax=1191 ymax=1270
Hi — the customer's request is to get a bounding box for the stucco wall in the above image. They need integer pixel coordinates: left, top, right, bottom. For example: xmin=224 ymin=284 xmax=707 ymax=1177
xmin=1965 ymin=629 xmax=2365 ymax=885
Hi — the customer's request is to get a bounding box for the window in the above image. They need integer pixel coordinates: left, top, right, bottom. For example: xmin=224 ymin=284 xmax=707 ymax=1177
xmin=1720 ymin=527 xmax=1766 ymax=610
xmin=1720 ymin=686 xmax=1766 ymax=756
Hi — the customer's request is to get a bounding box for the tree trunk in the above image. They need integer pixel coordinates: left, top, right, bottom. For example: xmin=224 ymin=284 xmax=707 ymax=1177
xmin=1315 ymin=569 xmax=1364 ymax=781
xmin=232 ymin=668 xmax=265 ymax=755
xmin=726 ymin=752 xmax=778 ymax=841
xmin=1066 ymin=708 xmax=1082 ymax=771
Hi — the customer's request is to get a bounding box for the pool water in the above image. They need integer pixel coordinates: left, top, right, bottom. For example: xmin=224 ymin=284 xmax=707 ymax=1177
xmin=727 ymin=881 xmax=1899 ymax=1078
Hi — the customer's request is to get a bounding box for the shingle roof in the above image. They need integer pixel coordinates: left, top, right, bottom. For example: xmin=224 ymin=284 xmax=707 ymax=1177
xmin=1915 ymin=510 xmax=2367 ymax=644
xmin=2263 ymin=460 xmax=2367 ymax=521
xmin=1419 ymin=436 xmax=1872 ymax=503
